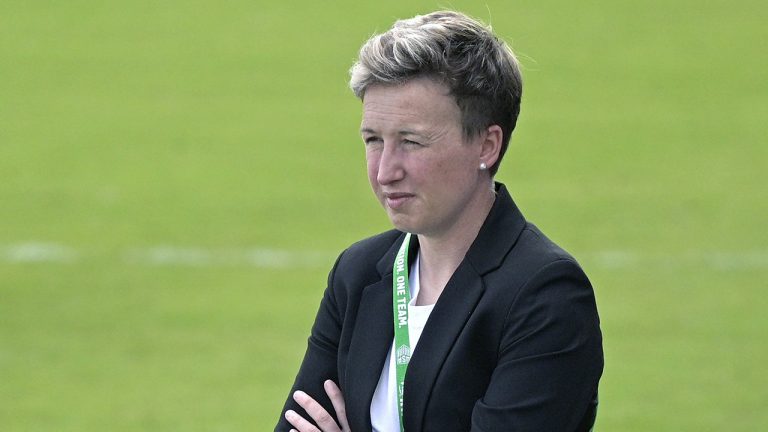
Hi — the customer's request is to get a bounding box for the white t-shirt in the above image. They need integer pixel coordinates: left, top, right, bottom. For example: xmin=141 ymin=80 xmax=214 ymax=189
xmin=370 ymin=253 xmax=435 ymax=432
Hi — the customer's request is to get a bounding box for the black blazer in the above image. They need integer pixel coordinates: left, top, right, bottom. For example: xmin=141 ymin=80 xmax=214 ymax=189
xmin=276 ymin=184 xmax=603 ymax=431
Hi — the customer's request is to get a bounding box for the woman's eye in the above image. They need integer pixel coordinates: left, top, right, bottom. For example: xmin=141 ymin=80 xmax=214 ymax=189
xmin=404 ymin=139 xmax=421 ymax=146
xmin=364 ymin=137 xmax=382 ymax=145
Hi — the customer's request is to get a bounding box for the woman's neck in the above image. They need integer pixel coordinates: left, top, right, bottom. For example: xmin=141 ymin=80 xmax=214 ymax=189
xmin=414 ymin=184 xmax=496 ymax=305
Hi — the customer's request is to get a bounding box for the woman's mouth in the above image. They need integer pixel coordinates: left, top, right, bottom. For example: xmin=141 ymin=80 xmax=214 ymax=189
xmin=384 ymin=192 xmax=414 ymax=210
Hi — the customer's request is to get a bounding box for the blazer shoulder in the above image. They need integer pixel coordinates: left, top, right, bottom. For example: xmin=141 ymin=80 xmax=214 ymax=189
xmin=483 ymin=221 xmax=591 ymax=303
xmin=511 ymin=222 xmax=585 ymax=273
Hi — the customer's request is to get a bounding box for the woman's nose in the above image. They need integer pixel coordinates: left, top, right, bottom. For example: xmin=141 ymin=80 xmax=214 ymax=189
xmin=376 ymin=142 xmax=405 ymax=185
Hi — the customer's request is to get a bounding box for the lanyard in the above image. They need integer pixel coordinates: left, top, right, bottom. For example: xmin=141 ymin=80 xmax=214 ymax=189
xmin=392 ymin=233 xmax=412 ymax=432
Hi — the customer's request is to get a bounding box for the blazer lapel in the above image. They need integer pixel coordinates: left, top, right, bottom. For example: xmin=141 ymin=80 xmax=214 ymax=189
xmin=402 ymin=183 xmax=526 ymax=430
xmin=345 ymin=278 xmax=393 ymax=432
xmin=344 ymin=233 xmax=409 ymax=432
xmin=402 ymin=260 xmax=485 ymax=431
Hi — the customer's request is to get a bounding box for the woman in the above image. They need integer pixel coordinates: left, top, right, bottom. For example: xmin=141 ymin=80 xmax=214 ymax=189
xmin=277 ymin=11 xmax=603 ymax=432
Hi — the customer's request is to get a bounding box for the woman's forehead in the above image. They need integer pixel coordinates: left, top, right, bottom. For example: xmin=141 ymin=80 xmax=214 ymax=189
xmin=360 ymin=79 xmax=461 ymax=133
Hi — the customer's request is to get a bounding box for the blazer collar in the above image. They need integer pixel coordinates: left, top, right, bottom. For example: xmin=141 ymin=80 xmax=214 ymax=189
xmin=465 ymin=182 xmax=527 ymax=274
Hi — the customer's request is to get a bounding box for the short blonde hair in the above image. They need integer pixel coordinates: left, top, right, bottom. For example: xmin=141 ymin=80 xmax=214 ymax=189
xmin=350 ymin=11 xmax=523 ymax=175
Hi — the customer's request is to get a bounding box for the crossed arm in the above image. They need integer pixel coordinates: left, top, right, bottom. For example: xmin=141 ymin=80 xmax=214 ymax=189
xmin=278 ymin=255 xmax=603 ymax=431
xmin=284 ymin=380 xmax=350 ymax=432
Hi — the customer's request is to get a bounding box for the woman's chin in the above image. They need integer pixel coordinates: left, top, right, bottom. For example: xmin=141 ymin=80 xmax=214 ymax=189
xmin=388 ymin=216 xmax=417 ymax=234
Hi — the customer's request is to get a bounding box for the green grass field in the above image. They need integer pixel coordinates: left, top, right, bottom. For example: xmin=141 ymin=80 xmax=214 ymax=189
xmin=1 ymin=1 xmax=766 ymax=430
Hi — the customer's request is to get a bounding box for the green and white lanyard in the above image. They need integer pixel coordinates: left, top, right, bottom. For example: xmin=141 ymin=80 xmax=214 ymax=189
xmin=392 ymin=233 xmax=413 ymax=432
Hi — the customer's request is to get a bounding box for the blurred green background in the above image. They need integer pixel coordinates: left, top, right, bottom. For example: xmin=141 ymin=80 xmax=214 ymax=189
xmin=1 ymin=0 xmax=766 ymax=430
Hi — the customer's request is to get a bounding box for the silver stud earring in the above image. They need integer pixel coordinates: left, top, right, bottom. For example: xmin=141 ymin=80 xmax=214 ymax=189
xmin=479 ymin=162 xmax=487 ymax=170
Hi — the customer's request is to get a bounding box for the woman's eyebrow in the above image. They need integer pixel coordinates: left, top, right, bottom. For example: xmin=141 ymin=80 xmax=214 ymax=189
xmin=359 ymin=127 xmax=427 ymax=137
xmin=398 ymin=129 xmax=422 ymax=136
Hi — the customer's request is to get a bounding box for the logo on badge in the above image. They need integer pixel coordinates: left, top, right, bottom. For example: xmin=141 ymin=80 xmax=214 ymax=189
xmin=396 ymin=344 xmax=411 ymax=365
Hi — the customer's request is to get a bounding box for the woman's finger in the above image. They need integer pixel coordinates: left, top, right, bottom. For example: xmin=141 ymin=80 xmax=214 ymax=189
xmin=324 ymin=380 xmax=350 ymax=431
xmin=293 ymin=390 xmax=342 ymax=432
xmin=284 ymin=409 xmax=320 ymax=432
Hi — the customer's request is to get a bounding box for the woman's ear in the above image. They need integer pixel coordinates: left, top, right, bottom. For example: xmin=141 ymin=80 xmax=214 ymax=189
xmin=479 ymin=125 xmax=503 ymax=170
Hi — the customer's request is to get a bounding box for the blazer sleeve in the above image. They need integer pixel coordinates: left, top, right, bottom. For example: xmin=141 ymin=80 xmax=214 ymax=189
xmin=274 ymin=251 xmax=346 ymax=432
xmin=471 ymin=259 xmax=603 ymax=432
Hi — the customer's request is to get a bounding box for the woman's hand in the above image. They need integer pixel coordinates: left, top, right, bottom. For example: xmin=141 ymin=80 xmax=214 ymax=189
xmin=284 ymin=380 xmax=350 ymax=432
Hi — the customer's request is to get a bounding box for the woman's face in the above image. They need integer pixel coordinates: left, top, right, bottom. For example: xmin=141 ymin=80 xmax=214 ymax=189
xmin=361 ymin=77 xmax=489 ymax=238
